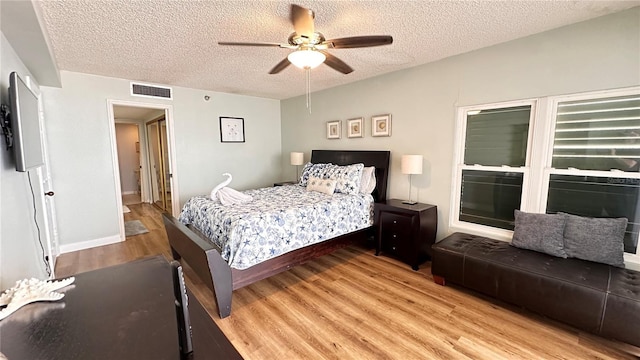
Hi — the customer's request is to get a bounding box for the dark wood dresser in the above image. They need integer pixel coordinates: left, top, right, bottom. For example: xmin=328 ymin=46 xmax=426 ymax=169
xmin=0 ymin=256 xmax=242 ymax=360
xmin=375 ymin=199 xmax=437 ymax=270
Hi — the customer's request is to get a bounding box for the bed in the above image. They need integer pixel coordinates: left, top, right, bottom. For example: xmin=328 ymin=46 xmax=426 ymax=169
xmin=162 ymin=150 xmax=390 ymax=318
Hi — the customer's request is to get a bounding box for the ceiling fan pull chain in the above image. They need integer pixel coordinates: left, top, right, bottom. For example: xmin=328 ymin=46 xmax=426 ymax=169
xmin=306 ymin=68 xmax=312 ymax=114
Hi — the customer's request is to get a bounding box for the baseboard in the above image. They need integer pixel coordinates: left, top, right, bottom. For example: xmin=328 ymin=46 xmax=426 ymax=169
xmin=122 ymin=191 xmax=137 ymax=195
xmin=59 ymin=234 xmax=123 ymax=254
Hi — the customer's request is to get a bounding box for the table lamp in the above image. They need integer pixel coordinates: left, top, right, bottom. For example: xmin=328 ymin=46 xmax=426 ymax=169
xmin=290 ymin=152 xmax=304 ymax=182
xmin=401 ymin=154 xmax=423 ymax=205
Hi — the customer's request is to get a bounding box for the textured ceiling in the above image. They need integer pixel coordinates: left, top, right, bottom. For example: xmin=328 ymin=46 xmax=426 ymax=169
xmin=36 ymin=1 xmax=639 ymax=100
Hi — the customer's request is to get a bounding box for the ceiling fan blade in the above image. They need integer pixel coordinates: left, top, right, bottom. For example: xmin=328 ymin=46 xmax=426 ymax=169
xmin=290 ymin=4 xmax=315 ymax=39
xmin=321 ymin=51 xmax=353 ymax=74
xmin=218 ymin=41 xmax=283 ymax=47
xmin=269 ymin=58 xmax=291 ymax=74
xmin=325 ymin=36 xmax=393 ymax=49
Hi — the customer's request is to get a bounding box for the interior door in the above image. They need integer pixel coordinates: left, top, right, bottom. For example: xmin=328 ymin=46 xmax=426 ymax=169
xmin=146 ymin=117 xmax=171 ymax=212
xmin=35 ymin=83 xmax=57 ymax=277
xmin=159 ymin=119 xmax=171 ymax=212
xmin=146 ymin=121 xmax=162 ymax=209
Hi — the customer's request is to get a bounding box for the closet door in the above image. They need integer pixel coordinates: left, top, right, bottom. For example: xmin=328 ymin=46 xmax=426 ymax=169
xmin=146 ymin=117 xmax=171 ymax=212
xmin=146 ymin=121 xmax=163 ymax=209
xmin=159 ymin=119 xmax=171 ymax=212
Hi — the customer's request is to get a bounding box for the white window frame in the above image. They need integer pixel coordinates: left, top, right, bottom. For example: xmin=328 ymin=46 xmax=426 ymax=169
xmin=451 ymin=87 xmax=640 ymax=270
xmin=450 ymin=99 xmax=538 ymax=241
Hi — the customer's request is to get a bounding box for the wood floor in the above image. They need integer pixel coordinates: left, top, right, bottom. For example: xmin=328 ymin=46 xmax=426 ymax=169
xmin=55 ymin=203 xmax=638 ymax=359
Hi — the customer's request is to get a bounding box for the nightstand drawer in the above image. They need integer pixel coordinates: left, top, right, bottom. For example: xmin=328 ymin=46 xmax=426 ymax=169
xmin=380 ymin=212 xmax=413 ymax=238
xmin=381 ymin=233 xmax=407 ymax=257
xmin=380 ymin=212 xmax=414 ymax=256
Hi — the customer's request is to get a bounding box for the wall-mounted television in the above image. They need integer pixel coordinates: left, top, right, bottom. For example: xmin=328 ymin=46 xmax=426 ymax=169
xmin=8 ymin=71 xmax=44 ymax=172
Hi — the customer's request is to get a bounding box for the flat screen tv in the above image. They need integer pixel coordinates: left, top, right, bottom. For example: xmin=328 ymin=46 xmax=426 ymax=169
xmin=8 ymin=71 xmax=44 ymax=172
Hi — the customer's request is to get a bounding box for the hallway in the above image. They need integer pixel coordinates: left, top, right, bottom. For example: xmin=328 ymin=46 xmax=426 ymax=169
xmin=122 ymin=193 xmax=142 ymax=206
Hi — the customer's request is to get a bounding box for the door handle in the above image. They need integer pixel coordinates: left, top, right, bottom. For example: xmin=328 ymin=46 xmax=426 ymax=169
xmin=44 ymin=191 xmax=55 ymax=196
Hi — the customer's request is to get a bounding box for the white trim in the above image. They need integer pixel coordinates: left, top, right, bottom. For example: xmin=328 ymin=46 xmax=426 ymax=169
xmin=121 ymin=190 xmax=137 ymax=195
xmin=449 ymin=107 xmax=467 ymax=234
xmin=107 ymin=100 xmax=180 ymax=243
xmin=449 ymin=99 xmax=537 ymax=232
xmin=165 ymin=108 xmax=181 ymax=217
xmin=59 ymin=234 xmax=122 ymax=254
xmin=550 ymin=86 xmax=640 ymax=103
xmin=449 ymin=221 xmax=514 ymax=242
xmin=31 ymin=79 xmax=57 ymax=278
xmin=624 ymin=253 xmax=640 ymax=271
xmin=106 ymin=102 xmax=126 ymax=242
xmin=35 ymin=168 xmax=55 ymax=278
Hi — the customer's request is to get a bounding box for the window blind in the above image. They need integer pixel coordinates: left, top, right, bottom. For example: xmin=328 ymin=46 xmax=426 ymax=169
xmin=552 ymin=94 xmax=640 ymax=171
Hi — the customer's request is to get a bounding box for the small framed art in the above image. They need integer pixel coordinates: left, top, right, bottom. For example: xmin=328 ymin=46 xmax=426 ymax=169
xmin=327 ymin=120 xmax=341 ymax=139
xmin=347 ymin=117 xmax=364 ymax=138
xmin=220 ymin=116 xmax=245 ymax=143
xmin=372 ymin=114 xmax=391 ymax=137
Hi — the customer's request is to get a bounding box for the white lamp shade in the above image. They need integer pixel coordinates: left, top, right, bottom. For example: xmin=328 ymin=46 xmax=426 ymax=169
xmin=287 ymin=50 xmax=326 ymax=69
xmin=290 ymin=152 xmax=304 ymax=166
xmin=401 ymin=155 xmax=423 ymax=175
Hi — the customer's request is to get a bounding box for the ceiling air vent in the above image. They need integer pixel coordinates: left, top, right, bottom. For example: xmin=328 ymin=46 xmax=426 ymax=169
xmin=130 ymin=82 xmax=172 ymax=100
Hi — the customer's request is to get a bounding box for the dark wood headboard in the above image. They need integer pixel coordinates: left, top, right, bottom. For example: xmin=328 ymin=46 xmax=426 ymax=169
xmin=310 ymin=150 xmax=390 ymax=202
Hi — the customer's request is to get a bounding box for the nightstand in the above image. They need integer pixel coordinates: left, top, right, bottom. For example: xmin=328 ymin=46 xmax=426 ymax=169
xmin=273 ymin=181 xmax=296 ymax=186
xmin=374 ymin=199 xmax=437 ymax=270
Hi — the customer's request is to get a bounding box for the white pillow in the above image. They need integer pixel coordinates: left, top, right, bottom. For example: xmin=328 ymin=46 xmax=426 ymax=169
xmin=359 ymin=166 xmax=376 ymax=194
xmin=306 ymin=177 xmax=336 ymax=195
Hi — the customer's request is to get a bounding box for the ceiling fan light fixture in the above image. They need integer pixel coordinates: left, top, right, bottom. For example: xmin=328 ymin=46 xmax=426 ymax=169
xmin=287 ymin=49 xmax=326 ymax=69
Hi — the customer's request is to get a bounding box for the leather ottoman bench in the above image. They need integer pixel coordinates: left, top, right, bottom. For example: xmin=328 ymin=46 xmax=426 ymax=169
xmin=431 ymin=232 xmax=640 ymax=347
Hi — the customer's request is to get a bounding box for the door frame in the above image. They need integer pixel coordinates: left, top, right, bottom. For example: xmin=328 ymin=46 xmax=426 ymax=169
xmin=33 ymin=78 xmax=57 ymax=277
xmin=107 ymin=100 xmax=180 ymax=241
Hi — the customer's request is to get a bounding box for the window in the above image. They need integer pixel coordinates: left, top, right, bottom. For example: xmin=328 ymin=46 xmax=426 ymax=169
xmin=545 ymin=92 xmax=640 ymax=255
xmin=452 ymin=88 xmax=640 ymax=263
xmin=452 ymin=102 xmax=535 ymax=233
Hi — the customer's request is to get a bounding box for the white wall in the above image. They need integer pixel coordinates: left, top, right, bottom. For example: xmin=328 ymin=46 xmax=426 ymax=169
xmin=115 ymin=123 xmax=139 ymax=194
xmin=0 ymin=33 xmax=49 ymax=288
xmin=281 ymin=8 xmax=640 ymax=240
xmin=40 ymin=71 xmax=281 ymax=248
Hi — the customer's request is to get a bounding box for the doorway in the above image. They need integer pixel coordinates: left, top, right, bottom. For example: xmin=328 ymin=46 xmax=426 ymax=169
xmin=146 ymin=116 xmax=172 ymax=212
xmin=114 ymin=123 xmax=142 ymax=207
xmin=107 ymin=100 xmax=179 ymax=241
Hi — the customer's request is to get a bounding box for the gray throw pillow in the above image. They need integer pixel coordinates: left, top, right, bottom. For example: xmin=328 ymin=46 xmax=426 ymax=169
xmin=561 ymin=213 xmax=626 ymax=267
xmin=511 ymin=210 xmax=568 ymax=258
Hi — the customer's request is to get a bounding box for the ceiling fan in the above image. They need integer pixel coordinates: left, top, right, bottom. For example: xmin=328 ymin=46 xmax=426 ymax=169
xmin=218 ymin=4 xmax=393 ymax=75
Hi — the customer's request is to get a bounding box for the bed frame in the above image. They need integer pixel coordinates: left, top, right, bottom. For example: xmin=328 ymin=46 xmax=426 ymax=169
xmin=162 ymin=150 xmax=390 ymax=318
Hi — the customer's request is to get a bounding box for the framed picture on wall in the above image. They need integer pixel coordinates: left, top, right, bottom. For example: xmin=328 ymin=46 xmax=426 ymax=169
xmin=327 ymin=120 xmax=341 ymax=139
xmin=372 ymin=114 xmax=391 ymax=137
xmin=347 ymin=117 xmax=364 ymax=138
xmin=220 ymin=116 xmax=245 ymax=143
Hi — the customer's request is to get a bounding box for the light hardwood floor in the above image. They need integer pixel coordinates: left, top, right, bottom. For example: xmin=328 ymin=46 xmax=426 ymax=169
xmin=56 ymin=203 xmax=638 ymax=359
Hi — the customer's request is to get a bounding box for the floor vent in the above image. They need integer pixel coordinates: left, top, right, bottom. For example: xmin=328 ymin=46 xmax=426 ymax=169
xmin=130 ymin=82 xmax=172 ymax=100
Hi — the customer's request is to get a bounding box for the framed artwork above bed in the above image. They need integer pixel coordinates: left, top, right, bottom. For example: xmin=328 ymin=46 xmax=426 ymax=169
xmin=327 ymin=120 xmax=341 ymax=139
xmin=220 ymin=116 xmax=245 ymax=143
xmin=347 ymin=117 xmax=364 ymax=138
xmin=372 ymin=114 xmax=391 ymax=137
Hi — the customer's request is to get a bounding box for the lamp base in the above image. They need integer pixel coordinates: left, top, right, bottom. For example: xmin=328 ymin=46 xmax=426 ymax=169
xmin=402 ymin=200 xmax=418 ymax=205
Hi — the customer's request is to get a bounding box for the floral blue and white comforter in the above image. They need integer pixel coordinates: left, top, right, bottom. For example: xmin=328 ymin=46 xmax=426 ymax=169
xmin=178 ymin=185 xmax=374 ymax=270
